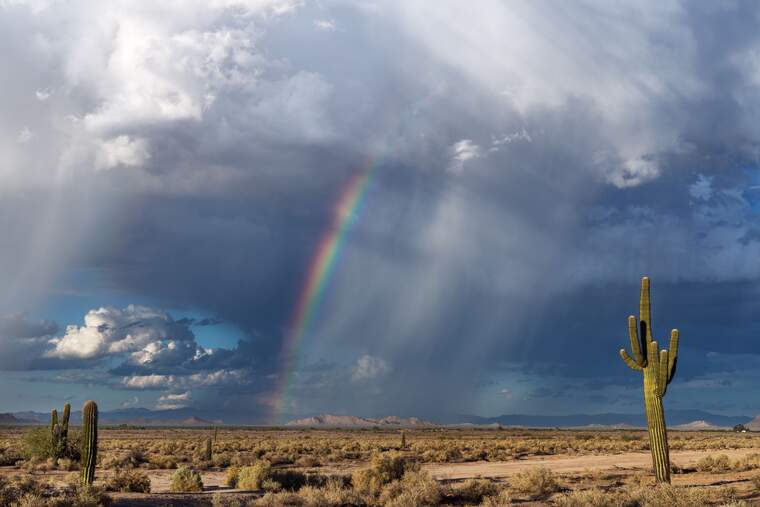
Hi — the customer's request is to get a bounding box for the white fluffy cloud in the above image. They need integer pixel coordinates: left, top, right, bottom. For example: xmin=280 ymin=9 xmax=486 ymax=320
xmin=122 ymin=369 xmax=247 ymax=390
xmin=156 ymin=390 xmax=191 ymax=409
xmin=351 ymin=354 xmax=390 ymax=381
xmin=46 ymin=305 xmax=193 ymax=359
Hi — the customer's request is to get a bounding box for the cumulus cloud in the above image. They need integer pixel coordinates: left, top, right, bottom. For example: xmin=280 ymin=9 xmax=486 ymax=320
xmin=313 ymin=19 xmax=335 ymax=31
xmin=122 ymin=369 xmax=247 ymax=390
xmin=46 ymin=305 xmax=194 ymax=359
xmin=156 ymin=391 xmax=191 ymax=409
xmin=95 ymin=136 xmax=150 ymax=170
xmin=351 ymin=354 xmax=390 ymax=381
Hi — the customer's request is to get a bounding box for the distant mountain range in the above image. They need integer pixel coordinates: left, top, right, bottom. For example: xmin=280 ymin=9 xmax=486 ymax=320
xmin=454 ymin=410 xmax=754 ymax=429
xmin=1 ymin=408 xmax=223 ymax=427
xmin=286 ymin=414 xmax=435 ymax=427
xmin=0 ymin=408 xmax=755 ymax=429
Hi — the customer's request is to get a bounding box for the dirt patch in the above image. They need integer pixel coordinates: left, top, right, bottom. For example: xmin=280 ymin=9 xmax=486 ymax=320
xmin=423 ymin=447 xmax=760 ymax=480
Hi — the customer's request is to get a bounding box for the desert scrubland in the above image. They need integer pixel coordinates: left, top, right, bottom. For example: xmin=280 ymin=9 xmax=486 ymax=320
xmin=1 ymin=426 xmax=759 ymax=506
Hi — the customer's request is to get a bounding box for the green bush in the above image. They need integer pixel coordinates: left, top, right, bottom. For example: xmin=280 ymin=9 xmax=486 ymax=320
xmin=226 ymin=466 xmax=240 ymax=488
xmin=20 ymin=426 xmax=81 ymax=461
xmin=21 ymin=427 xmax=53 ymax=459
xmin=169 ymin=466 xmax=203 ymax=492
xmin=238 ymin=461 xmax=273 ymax=490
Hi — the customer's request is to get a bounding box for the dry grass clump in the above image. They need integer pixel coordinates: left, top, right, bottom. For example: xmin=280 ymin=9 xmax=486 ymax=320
xmin=237 ymin=461 xmax=273 ymax=490
xmin=0 ymin=475 xmax=111 ymax=507
xmin=510 ymin=466 xmax=560 ymax=498
xmin=696 ymin=454 xmax=732 ymax=473
xmin=695 ymin=452 xmax=760 ymax=473
xmin=169 ymin=465 xmax=203 ymax=492
xmin=478 ymin=489 xmax=513 ymax=507
xmin=553 ymin=487 xmax=637 ymax=507
xmin=553 ymin=484 xmax=741 ymax=507
xmin=227 ymin=466 xmax=241 ymax=488
xmin=378 ymin=470 xmax=441 ymax=507
xmin=351 ymin=451 xmax=418 ymax=496
xmin=451 ymin=478 xmax=499 ymax=503
xmin=105 ymin=468 xmax=151 ymax=492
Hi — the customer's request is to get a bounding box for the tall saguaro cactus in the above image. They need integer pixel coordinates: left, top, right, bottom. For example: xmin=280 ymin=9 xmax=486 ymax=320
xmin=60 ymin=403 xmax=71 ymax=449
xmin=81 ymin=401 xmax=98 ymax=486
xmin=619 ymin=277 xmax=680 ymax=483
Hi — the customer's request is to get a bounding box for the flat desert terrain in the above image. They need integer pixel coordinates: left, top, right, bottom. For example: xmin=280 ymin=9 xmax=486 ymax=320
xmin=1 ymin=426 xmax=759 ymax=506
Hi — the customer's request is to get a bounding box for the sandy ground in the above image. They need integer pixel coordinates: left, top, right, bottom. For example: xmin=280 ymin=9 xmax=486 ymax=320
xmin=422 ymin=447 xmax=760 ymax=480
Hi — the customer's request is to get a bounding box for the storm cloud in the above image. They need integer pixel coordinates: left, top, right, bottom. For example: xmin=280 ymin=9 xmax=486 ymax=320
xmin=1 ymin=0 xmax=760 ymax=421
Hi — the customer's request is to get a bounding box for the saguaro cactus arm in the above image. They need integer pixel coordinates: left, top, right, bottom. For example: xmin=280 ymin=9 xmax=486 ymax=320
xmin=667 ymin=330 xmax=679 ymax=382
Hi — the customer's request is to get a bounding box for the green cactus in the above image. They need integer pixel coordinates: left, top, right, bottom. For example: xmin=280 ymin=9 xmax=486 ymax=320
xmin=81 ymin=400 xmax=98 ymax=486
xmin=205 ymin=437 xmax=213 ymax=461
xmin=619 ymin=277 xmax=680 ymax=483
xmin=50 ymin=409 xmax=60 ymax=457
xmin=60 ymin=403 xmax=71 ymax=451
xmin=50 ymin=409 xmax=58 ymax=439
xmin=400 ymin=430 xmax=406 ymax=450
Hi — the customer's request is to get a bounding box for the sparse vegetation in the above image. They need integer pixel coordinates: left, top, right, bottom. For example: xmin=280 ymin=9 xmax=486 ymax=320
xmin=105 ymin=468 xmax=151 ymax=492
xmin=169 ymin=465 xmax=203 ymax=492
xmin=510 ymin=466 xmax=560 ymax=498
xmin=2 ymin=426 xmax=760 ymax=504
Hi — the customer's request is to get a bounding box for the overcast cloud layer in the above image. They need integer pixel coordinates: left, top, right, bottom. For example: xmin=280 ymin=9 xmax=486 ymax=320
xmin=1 ymin=0 xmax=760 ymax=422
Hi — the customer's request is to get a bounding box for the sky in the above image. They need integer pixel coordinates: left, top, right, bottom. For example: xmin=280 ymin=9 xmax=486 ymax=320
xmin=1 ymin=0 xmax=759 ymax=424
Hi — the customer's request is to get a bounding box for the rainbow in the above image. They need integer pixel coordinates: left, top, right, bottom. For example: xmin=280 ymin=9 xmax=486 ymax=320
xmin=269 ymin=159 xmax=376 ymax=423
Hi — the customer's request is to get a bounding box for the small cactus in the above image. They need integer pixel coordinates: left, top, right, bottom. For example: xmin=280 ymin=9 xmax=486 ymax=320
xmin=400 ymin=430 xmax=406 ymax=449
xmin=81 ymin=400 xmax=98 ymax=486
xmin=50 ymin=409 xmax=58 ymax=442
xmin=205 ymin=437 xmax=213 ymax=461
xmin=61 ymin=404 xmax=70 ymax=439
xmin=619 ymin=277 xmax=680 ymax=483
xmin=60 ymin=403 xmax=71 ymax=451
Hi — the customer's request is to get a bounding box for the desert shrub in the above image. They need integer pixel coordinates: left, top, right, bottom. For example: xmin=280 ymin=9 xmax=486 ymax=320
xmin=752 ymin=473 xmax=760 ymax=489
xmin=554 ymin=487 xmax=637 ymax=507
xmin=20 ymin=427 xmax=81 ymax=463
xmin=510 ymin=466 xmax=559 ymax=498
xmin=732 ymin=452 xmax=760 ymax=471
xmin=351 ymin=452 xmax=418 ymax=496
xmin=295 ymin=477 xmax=364 ymax=506
xmin=295 ymin=456 xmax=321 ymax=468
xmin=378 ymin=470 xmax=441 ymax=507
xmin=147 ymin=454 xmax=177 ymax=469
xmin=20 ymin=427 xmax=54 ymax=459
xmin=169 ymin=465 xmax=203 ymax=492
xmin=70 ymin=484 xmax=113 ymax=507
xmin=105 ymin=468 xmax=151 ymax=493
xmin=631 ymin=484 xmax=713 ymax=507
xmin=101 ymin=449 xmax=145 ymax=469
xmin=211 ymin=494 xmax=248 ymax=507
xmin=0 ymin=449 xmax=23 ymax=466
xmin=238 ymin=461 xmax=273 ymax=490
xmin=0 ymin=476 xmax=111 ymax=507
xmin=696 ymin=454 xmax=731 ymax=473
xmin=454 ymin=478 xmax=499 ymax=503
xmin=271 ymin=470 xmax=309 ymax=491
xmin=479 ymin=489 xmax=513 ymax=507
xmin=226 ymin=466 xmax=240 ymax=488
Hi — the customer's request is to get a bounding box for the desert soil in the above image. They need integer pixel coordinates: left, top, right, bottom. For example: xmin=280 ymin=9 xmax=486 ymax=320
xmin=4 ymin=447 xmax=760 ymax=505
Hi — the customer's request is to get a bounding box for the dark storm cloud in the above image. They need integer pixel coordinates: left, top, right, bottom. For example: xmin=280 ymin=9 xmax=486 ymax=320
xmin=2 ymin=0 xmax=760 ymax=419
